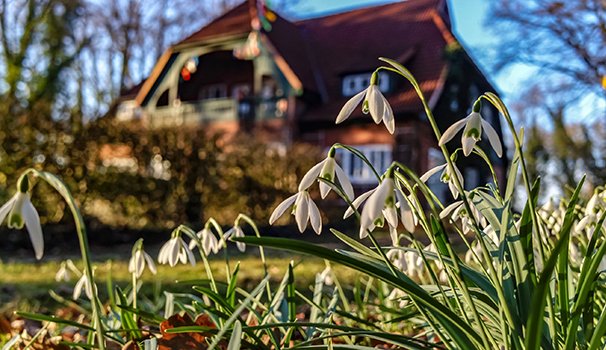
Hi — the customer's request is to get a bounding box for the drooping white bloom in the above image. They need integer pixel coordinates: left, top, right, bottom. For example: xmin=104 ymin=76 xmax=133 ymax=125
xmin=158 ymin=236 xmax=195 ymax=267
xmin=189 ymin=228 xmax=220 ymax=255
xmin=438 ymin=107 xmax=502 ymax=157
xmin=298 ymin=155 xmax=354 ymax=200
xmin=387 ymin=248 xmax=423 ymax=278
xmin=345 ymin=181 xmax=418 ymax=240
xmin=440 ymin=200 xmax=487 ymax=233
xmin=0 ymin=191 xmax=44 ymax=259
xmin=55 ymin=259 xmax=78 ymax=282
xmin=319 ymin=266 xmax=334 ymax=286
xmin=224 ymin=225 xmax=246 ymax=252
xmin=335 ymin=84 xmax=395 ymax=134
xmin=269 ymin=190 xmax=322 ymax=234
xmin=73 ymin=272 xmax=94 ymax=300
xmin=420 ymin=163 xmax=464 ymax=199
xmin=128 ymin=247 xmax=157 ymax=278
xmin=55 ymin=262 xmax=70 ymax=282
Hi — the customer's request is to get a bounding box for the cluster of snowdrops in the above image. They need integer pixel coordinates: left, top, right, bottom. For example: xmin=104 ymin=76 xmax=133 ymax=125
xmin=2 ymin=57 xmax=606 ymax=350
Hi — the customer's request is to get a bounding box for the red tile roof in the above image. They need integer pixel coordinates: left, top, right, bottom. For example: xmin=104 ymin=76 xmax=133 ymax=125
xmin=152 ymin=0 xmax=457 ymax=121
xmin=178 ymin=3 xmax=252 ymax=44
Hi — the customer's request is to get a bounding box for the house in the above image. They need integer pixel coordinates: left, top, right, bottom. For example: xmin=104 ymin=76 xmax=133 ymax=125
xmin=117 ymin=0 xmax=507 ymax=200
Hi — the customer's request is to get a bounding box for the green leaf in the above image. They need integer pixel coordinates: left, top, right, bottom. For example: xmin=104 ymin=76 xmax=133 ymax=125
xmin=330 ymin=229 xmax=379 ymax=258
xmin=235 ymin=236 xmax=483 ymax=348
xmin=15 ymin=311 xmax=94 ymax=331
xmin=564 ymin=211 xmax=606 ymax=348
xmin=524 ymin=176 xmax=585 ymax=350
xmin=227 ymin=320 xmax=242 ymax=350
xmin=207 ymin=275 xmax=269 ymax=350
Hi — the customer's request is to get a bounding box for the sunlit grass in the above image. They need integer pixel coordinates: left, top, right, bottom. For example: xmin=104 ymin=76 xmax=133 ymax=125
xmin=0 ymin=252 xmax=361 ymax=311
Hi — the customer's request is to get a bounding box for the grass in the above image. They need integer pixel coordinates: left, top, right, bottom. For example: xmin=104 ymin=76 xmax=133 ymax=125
xmin=0 ymin=250 xmax=361 ymax=313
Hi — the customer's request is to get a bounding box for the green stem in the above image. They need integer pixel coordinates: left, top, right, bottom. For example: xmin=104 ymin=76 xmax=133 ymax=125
xmin=376 ymin=66 xmax=514 ymax=348
xmin=132 ymin=273 xmax=137 ymax=310
xmin=30 ymin=170 xmax=106 ymax=350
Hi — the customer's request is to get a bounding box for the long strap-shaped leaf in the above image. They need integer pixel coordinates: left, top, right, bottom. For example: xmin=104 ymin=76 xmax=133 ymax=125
xmin=236 ymin=236 xmax=483 ymax=349
xmin=524 ymin=176 xmax=585 ymax=350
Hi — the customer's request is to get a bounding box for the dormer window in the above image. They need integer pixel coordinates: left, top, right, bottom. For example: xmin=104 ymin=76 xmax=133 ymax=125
xmin=342 ymin=71 xmax=390 ymax=97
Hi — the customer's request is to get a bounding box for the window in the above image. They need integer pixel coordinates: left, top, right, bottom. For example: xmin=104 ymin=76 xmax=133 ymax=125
xmin=199 ymin=84 xmax=227 ymax=100
xmin=342 ymin=71 xmax=390 ymax=97
xmin=336 ymin=144 xmax=392 ymax=185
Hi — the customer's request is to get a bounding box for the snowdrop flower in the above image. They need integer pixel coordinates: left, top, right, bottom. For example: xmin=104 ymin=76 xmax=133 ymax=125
xmin=158 ymin=235 xmax=195 ymax=267
xmin=319 ymin=266 xmax=334 ymax=286
xmin=387 ymin=248 xmax=422 ymax=278
xmin=73 ymin=271 xmax=94 ymax=300
xmin=128 ymin=240 xmax=157 ymax=278
xmin=189 ymin=227 xmax=220 ymax=255
xmin=345 ymin=179 xmax=417 ymax=240
xmin=421 ymin=162 xmax=464 ymax=199
xmin=224 ymin=225 xmax=246 ymax=252
xmin=55 ymin=259 xmax=78 ymax=282
xmin=438 ymin=100 xmax=502 ymax=157
xmin=358 ymin=174 xmax=407 ymax=239
xmin=387 ymin=288 xmax=409 ymax=308
xmin=269 ymin=190 xmax=322 ymax=234
xmin=335 ymin=73 xmax=395 ymax=134
xmin=298 ymin=149 xmax=354 ymax=200
xmin=0 ymin=176 xmax=43 ymax=259
xmin=440 ymin=200 xmax=486 ymax=233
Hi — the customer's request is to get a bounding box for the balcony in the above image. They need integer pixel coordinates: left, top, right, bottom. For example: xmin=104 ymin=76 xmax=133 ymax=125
xmin=145 ymin=97 xmax=286 ymax=128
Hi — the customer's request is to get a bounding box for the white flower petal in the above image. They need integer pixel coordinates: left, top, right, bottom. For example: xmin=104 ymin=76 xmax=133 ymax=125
xmin=184 ymin=243 xmax=196 ymax=266
xmin=367 ymin=86 xmax=384 ymax=124
xmin=0 ymin=196 xmax=16 ymax=225
xmin=420 ymin=164 xmax=447 ymax=183
xmin=73 ymin=275 xmax=86 ymax=300
xmin=366 ymin=179 xmax=393 ymax=223
xmin=334 ymin=164 xmax=354 ymax=200
xmin=384 ymin=206 xmax=398 ymax=228
xmin=135 ymin=250 xmax=145 ymax=277
xmin=481 ymin=119 xmax=503 ymax=157
xmin=210 ymin=233 xmax=220 ymax=254
xmin=336 ymin=89 xmax=366 ymax=124
xmin=453 ymin=164 xmax=464 ymax=189
xmin=359 ymin=210 xmax=373 ymax=239
xmin=382 ymin=100 xmax=395 ymax=134
xmin=269 ymin=193 xmax=298 ymax=224
xmin=397 ymin=192 xmax=416 ymax=232
xmin=344 ymin=189 xmax=375 ymax=218
xmin=448 ymin=180 xmax=459 ymax=199
xmin=169 ymin=238 xmax=180 ymax=267
xmin=319 ymin=181 xmax=332 ymax=199
xmin=295 ymin=192 xmax=309 ymax=233
xmin=308 ymin=198 xmax=322 ymax=235
xmin=462 ymin=136 xmax=476 ymax=156
xmin=298 ymin=160 xmax=325 ymax=192
xmin=440 ymin=201 xmax=462 ymax=219
xmin=128 ymin=256 xmax=136 ymax=273
xmin=438 ymin=117 xmax=468 ymax=146
xmin=22 ymin=197 xmax=43 ymax=260
xmin=144 ymin=252 xmax=157 ymax=275
xmin=234 ymin=227 xmax=246 ymax=252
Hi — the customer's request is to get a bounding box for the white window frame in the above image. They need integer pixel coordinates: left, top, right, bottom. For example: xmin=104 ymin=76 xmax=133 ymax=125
xmin=336 ymin=144 xmax=392 ymax=185
xmin=342 ymin=71 xmax=390 ymax=97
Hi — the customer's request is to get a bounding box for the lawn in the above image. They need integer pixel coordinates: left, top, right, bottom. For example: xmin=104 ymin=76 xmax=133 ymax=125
xmin=0 ymin=252 xmax=361 ymax=312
